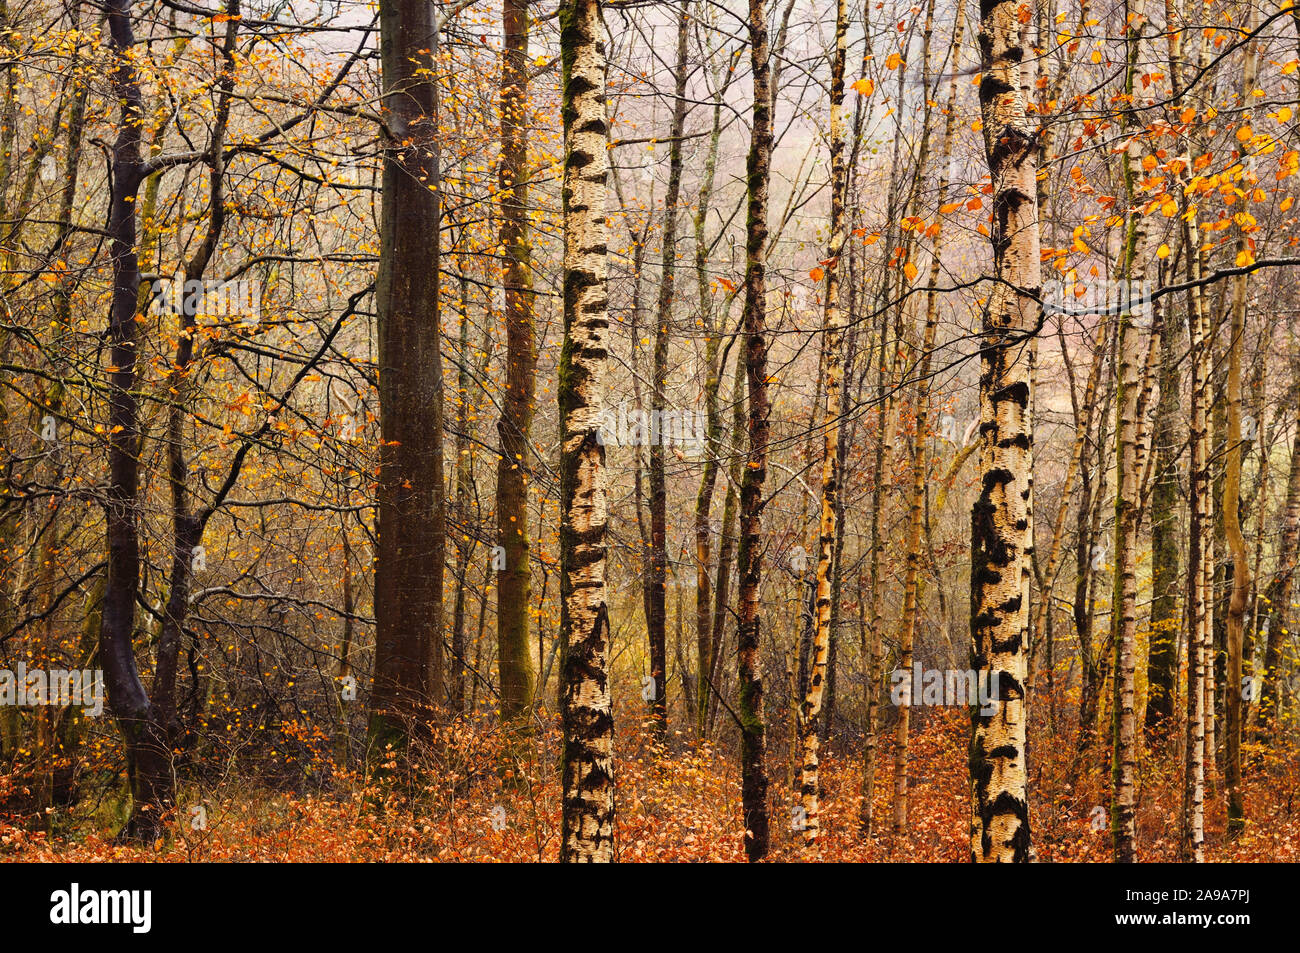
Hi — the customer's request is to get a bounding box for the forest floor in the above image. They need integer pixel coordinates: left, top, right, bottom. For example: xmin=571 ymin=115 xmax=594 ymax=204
xmin=2 ymin=709 xmax=1297 ymax=862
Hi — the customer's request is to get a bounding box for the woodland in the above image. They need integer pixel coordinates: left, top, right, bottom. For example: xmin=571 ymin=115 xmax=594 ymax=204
xmin=1 ymin=0 xmax=1299 ymax=864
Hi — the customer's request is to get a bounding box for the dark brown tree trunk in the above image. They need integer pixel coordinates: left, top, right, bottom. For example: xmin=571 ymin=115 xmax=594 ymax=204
xmin=100 ymin=0 xmax=170 ymax=841
xmin=370 ymin=0 xmax=448 ymax=745
xmin=736 ymin=0 xmax=773 ymax=863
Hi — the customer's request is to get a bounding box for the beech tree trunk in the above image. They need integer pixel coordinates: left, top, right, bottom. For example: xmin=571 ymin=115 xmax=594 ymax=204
xmin=100 ymin=0 xmax=172 ymax=841
xmin=495 ymin=0 xmax=537 ymax=727
xmin=370 ymin=0 xmax=447 ymax=744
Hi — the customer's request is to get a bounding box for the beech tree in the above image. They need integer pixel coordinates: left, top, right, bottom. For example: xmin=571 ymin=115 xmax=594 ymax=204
xmin=495 ymin=0 xmax=537 ymax=728
xmin=369 ymin=0 xmax=447 ymax=746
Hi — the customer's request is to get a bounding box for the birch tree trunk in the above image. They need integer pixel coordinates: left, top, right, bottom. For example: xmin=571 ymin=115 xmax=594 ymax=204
xmin=1170 ymin=0 xmax=1209 ymax=860
xmin=1108 ymin=0 xmax=1152 ymax=863
xmin=1183 ymin=264 xmax=1210 ymax=864
xmin=557 ymin=0 xmax=614 ymax=863
xmin=796 ymin=0 xmax=847 ymax=851
xmin=969 ymin=0 xmax=1039 ymax=863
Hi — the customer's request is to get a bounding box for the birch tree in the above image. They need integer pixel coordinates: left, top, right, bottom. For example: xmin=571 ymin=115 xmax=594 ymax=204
xmin=797 ymin=0 xmax=847 ymax=851
xmin=969 ymin=0 xmax=1040 ymax=863
xmin=557 ymin=0 xmax=615 ymax=863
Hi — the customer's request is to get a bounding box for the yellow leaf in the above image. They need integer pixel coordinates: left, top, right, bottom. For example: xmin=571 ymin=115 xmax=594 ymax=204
xmin=1157 ymin=243 xmax=1171 ymax=259
xmin=1235 ymin=249 xmax=1255 ymax=267
xmin=852 ymin=78 xmax=874 ymax=96
xmin=886 ymin=53 xmax=902 ymax=69
xmin=903 ymin=260 xmax=918 ymax=282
